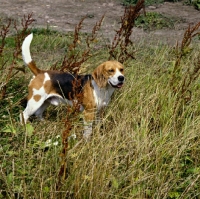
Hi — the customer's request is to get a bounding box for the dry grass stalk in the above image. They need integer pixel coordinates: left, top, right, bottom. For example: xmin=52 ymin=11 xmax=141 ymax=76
xmin=60 ymin=16 xmax=89 ymax=73
xmin=171 ymin=22 xmax=200 ymax=87
xmin=60 ymin=15 xmax=104 ymax=73
xmin=0 ymin=13 xmax=35 ymax=99
xmin=170 ymin=22 xmax=200 ymax=121
xmin=108 ymin=0 xmax=145 ymax=63
xmin=86 ymin=14 xmax=105 ymax=48
xmin=57 ymin=78 xmax=83 ymax=186
xmin=57 ymin=15 xmax=104 ymax=188
xmin=0 ymin=19 xmax=11 ymax=56
xmin=13 ymin=13 xmax=35 ymax=58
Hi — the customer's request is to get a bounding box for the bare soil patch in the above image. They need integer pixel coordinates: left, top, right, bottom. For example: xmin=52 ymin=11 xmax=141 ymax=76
xmin=0 ymin=0 xmax=199 ymax=45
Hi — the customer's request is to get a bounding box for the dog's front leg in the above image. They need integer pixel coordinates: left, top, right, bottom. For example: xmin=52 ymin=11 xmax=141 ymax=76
xmin=83 ymin=108 xmax=95 ymax=140
xmin=95 ymin=107 xmax=105 ymax=125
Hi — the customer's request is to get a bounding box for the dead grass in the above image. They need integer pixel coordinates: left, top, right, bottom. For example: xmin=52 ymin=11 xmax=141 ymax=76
xmin=0 ymin=7 xmax=200 ymax=199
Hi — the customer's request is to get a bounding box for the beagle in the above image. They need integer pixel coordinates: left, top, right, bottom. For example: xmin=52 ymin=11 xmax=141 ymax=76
xmin=20 ymin=33 xmax=125 ymax=139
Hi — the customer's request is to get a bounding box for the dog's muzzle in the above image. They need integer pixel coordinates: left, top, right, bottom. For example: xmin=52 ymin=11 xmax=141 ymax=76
xmin=109 ymin=75 xmax=124 ymax=88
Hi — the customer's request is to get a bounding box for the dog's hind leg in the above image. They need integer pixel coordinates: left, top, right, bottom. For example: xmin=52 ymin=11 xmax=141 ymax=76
xmin=20 ymin=96 xmax=47 ymax=124
xmin=34 ymin=100 xmax=50 ymax=120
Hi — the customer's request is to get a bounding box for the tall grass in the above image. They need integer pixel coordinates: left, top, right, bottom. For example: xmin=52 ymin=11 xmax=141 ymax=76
xmin=1 ymin=35 xmax=200 ymax=198
xmin=1 ymin=11 xmax=200 ymax=199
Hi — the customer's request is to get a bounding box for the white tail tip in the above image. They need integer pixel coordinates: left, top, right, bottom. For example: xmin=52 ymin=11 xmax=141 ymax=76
xmin=22 ymin=33 xmax=33 ymax=64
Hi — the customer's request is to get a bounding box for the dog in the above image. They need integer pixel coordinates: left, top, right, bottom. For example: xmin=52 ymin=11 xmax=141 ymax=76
xmin=20 ymin=33 xmax=125 ymax=139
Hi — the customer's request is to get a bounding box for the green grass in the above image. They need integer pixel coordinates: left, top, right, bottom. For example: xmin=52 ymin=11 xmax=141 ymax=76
xmin=185 ymin=0 xmax=200 ymax=10
xmin=121 ymin=0 xmax=164 ymax=6
xmin=0 ymin=28 xmax=200 ymax=199
xmin=135 ymin=12 xmax=182 ymax=31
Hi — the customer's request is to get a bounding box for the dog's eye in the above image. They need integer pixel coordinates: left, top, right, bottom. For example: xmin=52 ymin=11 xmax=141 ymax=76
xmin=120 ymin=68 xmax=124 ymax=72
xmin=108 ymin=69 xmax=114 ymax=73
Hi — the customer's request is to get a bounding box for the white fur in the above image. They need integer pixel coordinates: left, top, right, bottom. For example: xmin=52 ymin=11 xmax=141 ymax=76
xmin=22 ymin=33 xmax=33 ymax=64
xmin=108 ymin=68 xmax=123 ymax=86
xmin=43 ymin=72 xmax=50 ymax=82
xmin=92 ymin=80 xmax=115 ymax=110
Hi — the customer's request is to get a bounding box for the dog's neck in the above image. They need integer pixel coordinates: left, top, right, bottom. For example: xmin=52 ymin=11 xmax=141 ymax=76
xmin=92 ymin=80 xmax=115 ymax=110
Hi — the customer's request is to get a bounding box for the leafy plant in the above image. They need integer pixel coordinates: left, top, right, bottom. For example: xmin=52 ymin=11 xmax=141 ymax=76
xmin=135 ymin=12 xmax=177 ymax=30
xmin=185 ymin=0 xmax=200 ymax=10
xmin=121 ymin=0 xmax=164 ymax=6
xmin=193 ymin=0 xmax=200 ymax=9
xmin=121 ymin=0 xmax=138 ymax=6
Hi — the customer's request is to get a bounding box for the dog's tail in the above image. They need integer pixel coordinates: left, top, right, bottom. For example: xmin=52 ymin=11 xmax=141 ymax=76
xmin=22 ymin=33 xmax=42 ymax=75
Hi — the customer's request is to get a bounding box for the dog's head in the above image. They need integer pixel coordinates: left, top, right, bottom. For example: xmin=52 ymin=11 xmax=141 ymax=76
xmin=92 ymin=61 xmax=125 ymax=88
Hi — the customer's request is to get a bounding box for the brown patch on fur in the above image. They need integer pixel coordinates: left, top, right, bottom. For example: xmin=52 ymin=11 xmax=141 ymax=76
xmin=31 ymin=74 xmax=45 ymax=90
xmin=33 ymin=94 xmax=41 ymax=102
xmin=27 ymin=88 xmax=33 ymax=101
xmin=28 ymin=61 xmax=42 ymax=75
xmin=44 ymin=80 xmax=52 ymax=94
xmin=27 ymin=74 xmax=45 ymax=100
xmin=83 ymin=81 xmax=96 ymax=122
xmin=92 ymin=62 xmax=107 ymax=88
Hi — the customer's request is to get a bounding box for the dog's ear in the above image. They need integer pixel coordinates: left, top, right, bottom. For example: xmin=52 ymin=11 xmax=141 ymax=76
xmin=92 ymin=63 xmax=107 ymax=88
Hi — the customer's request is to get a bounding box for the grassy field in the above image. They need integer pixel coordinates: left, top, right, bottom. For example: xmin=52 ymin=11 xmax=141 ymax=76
xmin=0 ymin=14 xmax=200 ymax=199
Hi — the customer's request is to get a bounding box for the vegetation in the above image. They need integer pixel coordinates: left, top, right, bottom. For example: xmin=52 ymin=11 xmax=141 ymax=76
xmin=121 ymin=0 xmax=200 ymax=10
xmin=121 ymin=0 xmax=164 ymax=6
xmin=135 ymin=12 xmax=181 ymax=30
xmin=1 ymin=1 xmax=200 ymax=199
xmin=186 ymin=0 xmax=200 ymax=10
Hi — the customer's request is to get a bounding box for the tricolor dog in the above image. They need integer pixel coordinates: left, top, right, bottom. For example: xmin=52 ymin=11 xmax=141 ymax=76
xmin=20 ymin=33 xmax=125 ymax=139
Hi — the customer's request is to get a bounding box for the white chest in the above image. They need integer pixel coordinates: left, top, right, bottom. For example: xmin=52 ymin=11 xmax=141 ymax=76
xmin=92 ymin=80 xmax=115 ymax=110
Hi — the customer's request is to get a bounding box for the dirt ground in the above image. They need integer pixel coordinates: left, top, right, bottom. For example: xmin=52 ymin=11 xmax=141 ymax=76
xmin=0 ymin=0 xmax=199 ymax=45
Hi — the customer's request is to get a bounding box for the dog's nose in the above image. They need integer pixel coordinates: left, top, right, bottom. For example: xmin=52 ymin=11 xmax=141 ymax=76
xmin=118 ymin=75 xmax=124 ymax=82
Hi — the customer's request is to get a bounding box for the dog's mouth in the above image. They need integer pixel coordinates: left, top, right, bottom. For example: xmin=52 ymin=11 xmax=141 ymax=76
xmin=109 ymin=81 xmax=124 ymax=88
